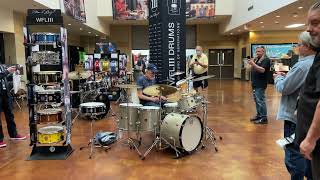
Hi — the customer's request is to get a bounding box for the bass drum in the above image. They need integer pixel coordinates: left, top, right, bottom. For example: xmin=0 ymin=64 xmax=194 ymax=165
xmin=95 ymin=93 xmax=110 ymax=118
xmin=161 ymin=113 xmax=203 ymax=153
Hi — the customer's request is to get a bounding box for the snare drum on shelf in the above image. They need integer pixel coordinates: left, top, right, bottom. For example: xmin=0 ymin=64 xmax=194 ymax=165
xmin=80 ymin=102 xmax=106 ymax=116
xmin=32 ymin=51 xmax=60 ymax=65
xmin=38 ymin=126 xmax=64 ymax=144
xmin=37 ymin=108 xmax=62 ymax=124
xmin=35 ymin=90 xmax=62 ymax=103
xmin=33 ymin=71 xmax=62 ymax=85
xmin=32 ymin=33 xmax=60 ymax=44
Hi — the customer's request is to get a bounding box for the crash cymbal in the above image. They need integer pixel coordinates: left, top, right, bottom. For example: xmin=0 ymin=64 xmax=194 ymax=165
xmin=115 ymin=84 xmax=142 ymax=89
xmin=172 ymin=71 xmax=185 ymax=76
xmin=143 ymin=84 xmax=177 ymax=97
xmin=192 ymin=75 xmax=215 ymax=82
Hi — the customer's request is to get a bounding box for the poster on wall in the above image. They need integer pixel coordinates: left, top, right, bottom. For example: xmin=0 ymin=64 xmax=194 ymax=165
xmin=132 ymin=50 xmax=149 ymax=68
xmin=113 ymin=0 xmax=148 ymax=20
xmin=63 ymin=0 xmax=86 ymax=23
xmin=186 ymin=0 xmax=215 ymax=19
xmin=95 ymin=42 xmax=117 ymax=54
xmin=251 ymin=44 xmax=297 ymax=59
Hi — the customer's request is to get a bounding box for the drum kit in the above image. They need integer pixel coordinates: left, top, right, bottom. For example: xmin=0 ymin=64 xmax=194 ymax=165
xmin=110 ymin=75 xmax=221 ymax=160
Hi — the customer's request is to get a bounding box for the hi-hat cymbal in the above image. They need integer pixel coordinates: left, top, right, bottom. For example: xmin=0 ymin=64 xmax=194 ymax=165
xmin=115 ymin=84 xmax=142 ymax=89
xmin=192 ymin=75 xmax=215 ymax=82
xmin=172 ymin=71 xmax=185 ymax=76
xmin=143 ymin=84 xmax=177 ymax=96
xmin=69 ymin=71 xmax=91 ymax=80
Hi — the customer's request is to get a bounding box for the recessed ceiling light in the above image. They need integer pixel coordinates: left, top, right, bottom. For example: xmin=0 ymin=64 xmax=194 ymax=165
xmin=276 ymin=15 xmax=280 ymax=18
xmin=293 ymin=14 xmax=298 ymax=18
xmin=80 ymin=28 xmax=83 ymax=31
xmin=260 ymin=21 xmax=264 ymax=24
xmin=275 ymin=21 xmax=279 ymax=24
xmin=88 ymin=32 xmax=91 ymax=34
xmin=285 ymin=23 xmax=305 ymax=28
xmin=298 ymin=6 xmax=303 ymax=9
xmin=68 ymin=23 xmax=71 ymax=26
xmin=261 ymin=26 xmax=265 ymax=28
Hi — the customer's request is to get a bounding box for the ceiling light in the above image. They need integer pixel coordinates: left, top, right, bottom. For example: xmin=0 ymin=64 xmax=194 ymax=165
xmin=298 ymin=6 xmax=303 ymax=9
xmin=80 ymin=28 xmax=83 ymax=31
xmin=293 ymin=14 xmax=298 ymax=18
xmin=275 ymin=21 xmax=279 ymax=24
xmin=230 ymin=33 xmax=233 ymax=35
xmin=261 ymin=26 xmax=265 ymax=28
xmin=260 ymin=21 xmax=264 ymax=24
xmin=276 ymin=15 xmax=280 ymax=18
xmin=96 ymin=34 xmax=99 ymax=37
xmin=238 ymin=30 xmax=241 ymax=32
xmin=68 ymin=23 xmax=71 ymax=26
xmin=88 ymin=32 xmax=91 ymax=34
xmin=285 ymin=23 xmax=305 ymax=28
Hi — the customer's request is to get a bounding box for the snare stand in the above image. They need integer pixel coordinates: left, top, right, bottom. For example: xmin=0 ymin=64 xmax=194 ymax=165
xmin=141 ymin=90 xmax=182 ymax=160
xmin=200 ymin=95 xmax=222 ymax=152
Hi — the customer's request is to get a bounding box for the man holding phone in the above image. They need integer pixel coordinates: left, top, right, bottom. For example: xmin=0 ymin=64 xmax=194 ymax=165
xmin=0 ymin=65 xmax=26 ymax=148
xmin=248 ymin=46 xmax=271 ymax=124
xmin=189 ymin=46 xmax=209 ymax=92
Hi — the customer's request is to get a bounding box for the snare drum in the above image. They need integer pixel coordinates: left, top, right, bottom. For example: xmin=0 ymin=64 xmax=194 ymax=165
xmin=163 ymin=102 xmax=180 ymax=114
xmin=33 ymin=71 xmax=62 ymax=84
xmin=161 ymin=113 xmax=203 ymax=152
xmin=118 ymin=103 xmax=143 ymax=130
xmin=138 ymin=106 xmax=161 ymax=131
xmin=178 ymin=95 xmax=198 ymax=112
xmin=35 ymin=90 xmax=62 ymax=103
xmin=32 ymin=51 xmax=60 ymax=65
xmin=38 ymin=126 xmax=64 ymax=144
xmin=32 ymin=33 xmax=60 ymax=44
xmin=80 ymin=102 xmax=106 ymax=116
xmin=37 ymin=108 xmax=62 ymax=124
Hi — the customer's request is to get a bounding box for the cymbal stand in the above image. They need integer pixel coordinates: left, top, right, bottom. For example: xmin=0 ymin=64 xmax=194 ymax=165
xmin=115 ymin=88 xmax=142 ymax=157
xmin=141 ymin=92 xmax=182 ymax=160
xmin=200 ymin=96 xmax=222 ymax=152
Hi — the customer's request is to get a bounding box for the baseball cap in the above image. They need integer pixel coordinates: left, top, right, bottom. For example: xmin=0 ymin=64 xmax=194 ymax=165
xmin=146 ymin=63 xmax=158 ymax=73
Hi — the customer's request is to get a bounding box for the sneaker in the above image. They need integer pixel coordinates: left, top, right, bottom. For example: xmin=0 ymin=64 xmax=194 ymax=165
xmin=0 ymin=141 xmax=7 ymax=148
xmin=250 ymin=116 xmax=260 ymax=121
xmin=254 ymin=118 xmax=268 ymax=124
xmin=10 ymin=134 xmax=27 ymax=140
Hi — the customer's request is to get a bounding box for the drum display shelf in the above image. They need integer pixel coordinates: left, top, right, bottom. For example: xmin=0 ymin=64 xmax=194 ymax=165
xmin=25 ymin=10 xmax=73 ymax=160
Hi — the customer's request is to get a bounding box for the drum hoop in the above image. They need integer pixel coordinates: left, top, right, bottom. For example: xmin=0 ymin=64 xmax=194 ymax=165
xmin=34 ymin=71 xmax=61 ymax=75
xmin=119 ymin=103 xmax=142 ymax=107
xmin=37 ymin=109 xmax=62 ymax=115
xmin=38 ymin=126 xmax=64 ymax=134
xmin=36 ymin=90 xmax=61 ymax=94
xmin=178 ymin=115 xmax=203 ymax=152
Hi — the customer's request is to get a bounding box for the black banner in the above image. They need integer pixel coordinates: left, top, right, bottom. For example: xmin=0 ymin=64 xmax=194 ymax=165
xmin=149 ymin=0 xmax=186 ymax=82
xmin=26 ymin=9 xmax=63 ymax=25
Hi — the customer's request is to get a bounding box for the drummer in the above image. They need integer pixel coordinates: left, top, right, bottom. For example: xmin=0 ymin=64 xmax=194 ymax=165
xmin=137 ymin=64 xmax=167 ymax=106
xmin=189 ymin=46 xmax=208 ymax=92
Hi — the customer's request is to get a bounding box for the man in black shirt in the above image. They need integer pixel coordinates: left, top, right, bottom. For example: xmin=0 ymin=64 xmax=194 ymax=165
xmin=296 ymin=2 xmax=320 ymax=179
xmin=248 ymin=46 xmax=271 ymax=124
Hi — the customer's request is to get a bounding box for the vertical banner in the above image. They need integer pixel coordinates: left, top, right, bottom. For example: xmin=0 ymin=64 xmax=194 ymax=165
xmin=149 ymin=0 xmax=186 ymax=81
xmin=62 ymin=0 xmax=86 ymax=23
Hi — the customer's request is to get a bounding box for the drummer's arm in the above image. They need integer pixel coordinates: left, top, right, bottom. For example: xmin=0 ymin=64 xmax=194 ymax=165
xmin=137 ymin=89 xmax=157 ymax=102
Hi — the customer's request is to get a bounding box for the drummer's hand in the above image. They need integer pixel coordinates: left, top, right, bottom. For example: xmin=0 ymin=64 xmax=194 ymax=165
xmin=151 ymin=97 xmax=160 ymax=102
xmin=7 ymin=66 xmax=16 ymax=73
xmin=161 ymin=96 xmax=167 ymax=101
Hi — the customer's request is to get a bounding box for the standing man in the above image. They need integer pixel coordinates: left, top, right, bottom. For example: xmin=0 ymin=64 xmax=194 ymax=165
xmin=0 ymin=65 xmax=26 ymax=148
xmin=248 ymin=46 xmax=271 ymax=124
xmin=296 ymin=2 xmax=320 ymax=179
xmin=189 ymin=46 xmax=209 ymax=92
xmin=137 ymin=64 xmax=166 ymax=106
xmin=274 ymin=31 xmax=315 ymax=180
xmin=134 ymin=53 xmax=146 ymax=81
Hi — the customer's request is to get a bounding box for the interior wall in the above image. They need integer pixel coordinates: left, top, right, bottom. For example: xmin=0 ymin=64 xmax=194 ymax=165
xmin=249 ymin=30 xmax=301 ymax=44
xmin=3 ymin=33 xmax=16 ymax=65
xmin=80 ymin=36 xmax=97 ymax=54
xmin=197 ymin=24 xmax=240 ymax=78
xmin=0 ymin=7 xmax=14 ymax=33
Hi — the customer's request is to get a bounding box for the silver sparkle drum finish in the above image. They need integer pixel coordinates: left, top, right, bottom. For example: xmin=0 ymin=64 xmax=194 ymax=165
xmin=137 ymin=106 xmax=161 ymax=131
xmin=118 ymin=103 xmax=143 ymax=131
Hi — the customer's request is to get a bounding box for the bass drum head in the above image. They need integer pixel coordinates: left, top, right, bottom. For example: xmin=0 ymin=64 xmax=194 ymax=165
xmin=95 ymin=94 xmax=110 ymax=118
xmin=180 ymin=116 xmax=203 ymax=152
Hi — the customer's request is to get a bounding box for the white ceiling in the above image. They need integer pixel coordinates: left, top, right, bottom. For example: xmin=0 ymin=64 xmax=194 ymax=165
xmin=229 ymin=0 xmax=317 ymax=35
